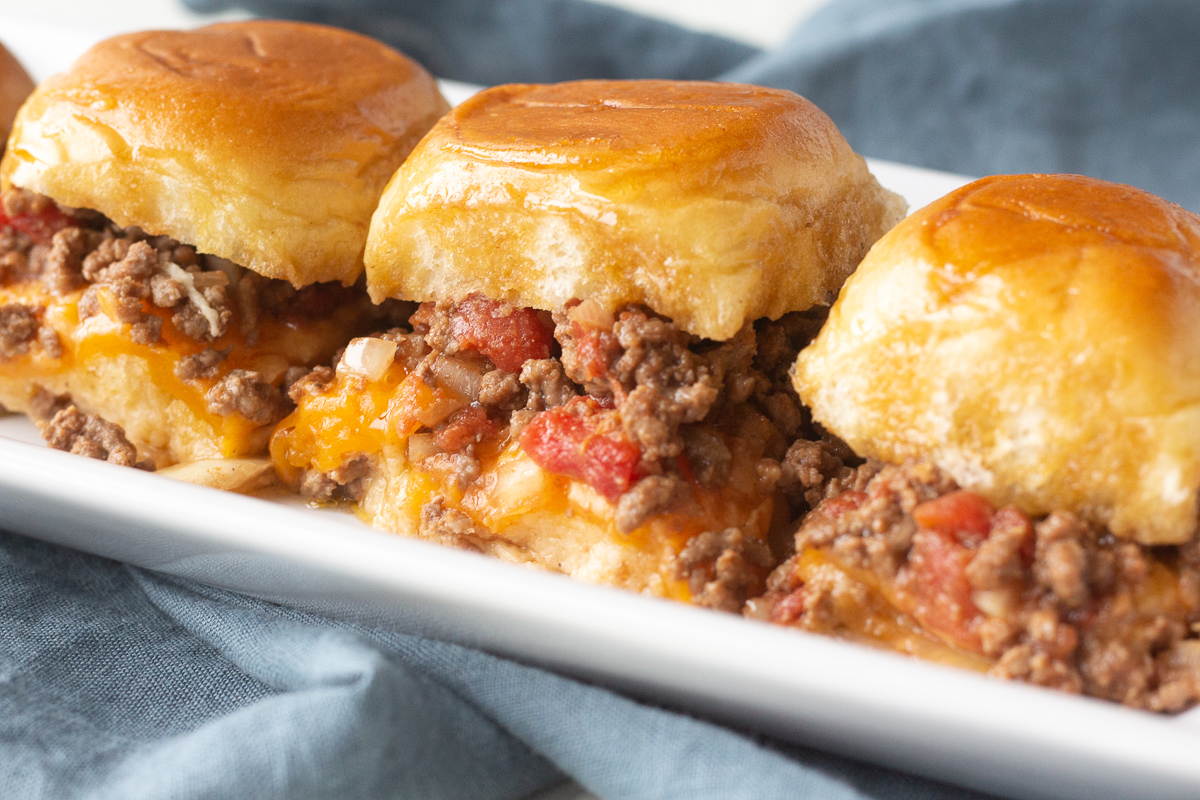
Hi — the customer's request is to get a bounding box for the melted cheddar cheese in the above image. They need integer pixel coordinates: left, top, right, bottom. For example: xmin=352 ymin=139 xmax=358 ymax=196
xmin=272 ymin=363 xmax=781 ymax=598
xmin=0 ymin=277 xmax=367 ymax=463
xmin=787 ymin=548 xmax=994 ymax=672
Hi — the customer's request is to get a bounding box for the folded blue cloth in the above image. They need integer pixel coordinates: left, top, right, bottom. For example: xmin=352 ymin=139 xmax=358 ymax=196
xmin=0 ymin=531 xmax=994 ymax=799
xmin=727 ymin=0 xmax=1200 ymax=213
xmin=183 ymin=0 xmax=759 ymax=86
xmin=187 ymin=0 xmax=1200 ymax=211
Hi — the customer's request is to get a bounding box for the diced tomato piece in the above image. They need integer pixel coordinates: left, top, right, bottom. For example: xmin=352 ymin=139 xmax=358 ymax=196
xmin=449 ymin=294 xmax=553 ymax=372
xmin=570 ymin=322 xmax=621 ymax=384
xmin=912 ymin=490 xmax=994 ymax=546
xmin=434 ymin=404 xmax=497 ymax=452
xmin=817 ymin=490 xmax=868 ymax=520
xmin=771 ymin=589 xmax=806 ymax=625
xmin=0 ymin=203 xmax=74 ymax=245
xmin=409 ymin=302 xmax=436 ymax=331
xmin=904 ymin=528 xmax=983 ymax=652
xmin=519 ymin=396 xmax=642 ymax=501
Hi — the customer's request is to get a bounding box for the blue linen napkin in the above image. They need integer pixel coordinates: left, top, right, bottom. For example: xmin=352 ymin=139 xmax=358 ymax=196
xmin=725 ymin=0 xmax=1200 ymax=213
xmin=11 ymin=0 xmax=1199 ymax=796
xmin=186 ymin=0 xmax=1200 ymax=212
xmin=0 ymin=530 xmax=995 ymax=799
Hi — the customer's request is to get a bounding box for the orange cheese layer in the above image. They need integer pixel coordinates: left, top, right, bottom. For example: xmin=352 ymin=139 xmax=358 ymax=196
xmin=0 ymin=278 xmax=364 ymax=458
xmin=790 ymin=533 xmax=1193 ymax=673
xmin=792 ymin=548 xmax=994 ymax=672
xmin=272 ymin=365 xmax=780 ymax=598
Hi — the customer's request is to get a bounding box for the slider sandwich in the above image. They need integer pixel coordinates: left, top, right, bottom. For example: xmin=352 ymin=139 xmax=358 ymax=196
xmin=0 ymin=22 xmax=447 ymax=468
xmin=272 ymin=80 xmax=905 ymax=606
xmin=754 ymin=174 xmax=1200 ymax=711
xmin=0 ymin=43 xmax=33 ymax=149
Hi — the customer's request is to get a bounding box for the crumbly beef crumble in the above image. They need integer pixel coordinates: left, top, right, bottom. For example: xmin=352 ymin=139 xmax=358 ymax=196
xmin=675 ymin=527 xmax=774 ymax=613
xmin=418 ymin=495 xmax=491 ymax=552
xmin=41 ymin=405 xmax=154 ymax=470
xmin=297 ymin=294 xmax=832 ymax=531
xmin=286 ymin=293 xmax=843 ymax=625
xmin=0 ymin=188 xmax=392 ymax=454
xmin=751 ymin=459 xmax=1200 ymax=712
xmin=11 ymin=195 xmax=1197 ymax=712
xmin=0 ymin=303 xmax=38 ymax=359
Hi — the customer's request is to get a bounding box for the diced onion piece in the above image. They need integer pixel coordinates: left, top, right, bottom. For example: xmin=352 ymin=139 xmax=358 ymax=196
xmin=407 ymin=432 xmax=442 ymax=462
xmin=191 ymin=270 xmax=230 ymax=288
xmin=165 ymin=262 xmax=222 ymax=338
xmin=337 ymin=337 xmax=397 ymax=382
xmin=743 ymin=597 xmax=773 ymax=621
xmin=486 ymin=454 xmax=552 ymax=521
xmin=429 ymin=355 xmax=484 ymax=402
xmin=568 ymin=298 xmax=615 ymax=330
xmin=972 ymin=588 xmax=1019 ymax=618
xmin=566 ymin=480 xmax=613 ymax=518
xmin=157 ymin=458 xmax=276 ymax=494
xmin=416 ymin=395 xmax=462 ymax=428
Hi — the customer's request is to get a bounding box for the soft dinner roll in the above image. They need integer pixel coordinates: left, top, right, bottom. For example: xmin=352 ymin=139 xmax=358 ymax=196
xmin=2 ymin=22 xmax=448 ymax=286
xmin=366 ymin=80 xmax=905 ymax=341
xmin=0 ymin=22 xmax=446 ymax=468
xmin=794 ymin=173 xmax=1200 ymax=544
xmin=0 ymin=44 xmax=34 ymax=149
xmin=275 ymin=79 xmax=902 ymax=607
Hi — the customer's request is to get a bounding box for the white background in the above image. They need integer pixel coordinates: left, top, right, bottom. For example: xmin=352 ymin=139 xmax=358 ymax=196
xmin=0 ymin=0 xmax=829 ymax=48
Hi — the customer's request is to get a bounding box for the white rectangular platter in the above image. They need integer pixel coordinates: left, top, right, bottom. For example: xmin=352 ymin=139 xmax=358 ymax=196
xmin=2 ymin=17 xmax=1199 ymax=800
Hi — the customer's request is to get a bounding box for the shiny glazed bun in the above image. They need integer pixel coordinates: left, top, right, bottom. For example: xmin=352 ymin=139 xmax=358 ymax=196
xmin=794 ymin=174 xmax=1200 ymax=544
xmin=366 ymin=80 xmax=905 ymax=341
xmin=0 ymin=21 xmax=448 ymax=286
xmin=0 ymin=43 xmax=34 ymax=149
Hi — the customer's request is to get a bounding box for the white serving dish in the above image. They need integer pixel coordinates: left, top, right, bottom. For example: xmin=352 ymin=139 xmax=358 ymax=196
xmin=2 ymin=17 xmax=1198 ymax=800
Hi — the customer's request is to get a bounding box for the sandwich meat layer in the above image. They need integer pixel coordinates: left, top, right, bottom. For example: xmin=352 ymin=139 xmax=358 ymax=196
xmin=276 ymin=80 xmax=905 ymax=603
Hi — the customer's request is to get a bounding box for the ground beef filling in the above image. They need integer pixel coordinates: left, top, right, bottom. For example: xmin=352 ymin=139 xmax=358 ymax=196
xmin=0 ymin=188 xmax=386 ymax=461
xmin=674 ymin=527 xmax=774 ymax=613
xmin=295 ymin=294 xmax=835 ymax=609
xmin=42 ymin=405 xmax=154 ymax=470
xmin=301 ymin=295 xmax=828 ymax=498
xmin=0 ymin=303 xmax=38 ymax=359
xmin=751 ymin=459 xmax=1200 ymax=712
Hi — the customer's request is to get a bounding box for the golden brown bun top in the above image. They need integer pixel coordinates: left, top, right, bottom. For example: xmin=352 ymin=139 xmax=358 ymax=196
xmin=929 ymin=172 xmax=1200 ymax=268
xmin=450 ymin=80 xmax=830 ymax=170
xmin=795 ymin=173 xmax=1200 ymax=543
xmin=0 ymin=43 xmax=34 ymax=151
xmin=367 ymin=80 xmax=905 ymax=340
xmin=2 ymin=21 xmax=449 ymax=285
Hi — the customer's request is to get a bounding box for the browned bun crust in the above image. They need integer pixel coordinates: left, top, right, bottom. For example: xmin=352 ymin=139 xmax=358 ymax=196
xmin=366 ymin=80 xmax=905 ymax=341
xmin=0 ymin=43 xmax=34 ymax=150
xmin=795 ymin=173 xmax=1200 ymax=544
xmin=0 ymin=21 xmax=448 ymax=286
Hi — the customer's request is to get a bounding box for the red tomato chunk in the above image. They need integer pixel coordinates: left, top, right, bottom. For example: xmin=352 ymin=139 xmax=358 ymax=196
xmin=905 ymin=528 xmax=982 ymax=651
xmin=569 ymin=322 xmax=621 ymax=385
xmin=818 ymin=490 xmax=868 ymax=520
xmin=0 ymin=203 xmax=74 ymax=245
xmin=519 ymin=397 xmax=642 ymax=501
xmin=912 ymin=490 xmax=994 ymax=546
xmin=448 ymin=294 xmax=553 ymax=372
xmin=771 ymin=589 xmax=806 ymax=625
xmin=434 ymin=404 xmax=496 ymax=452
